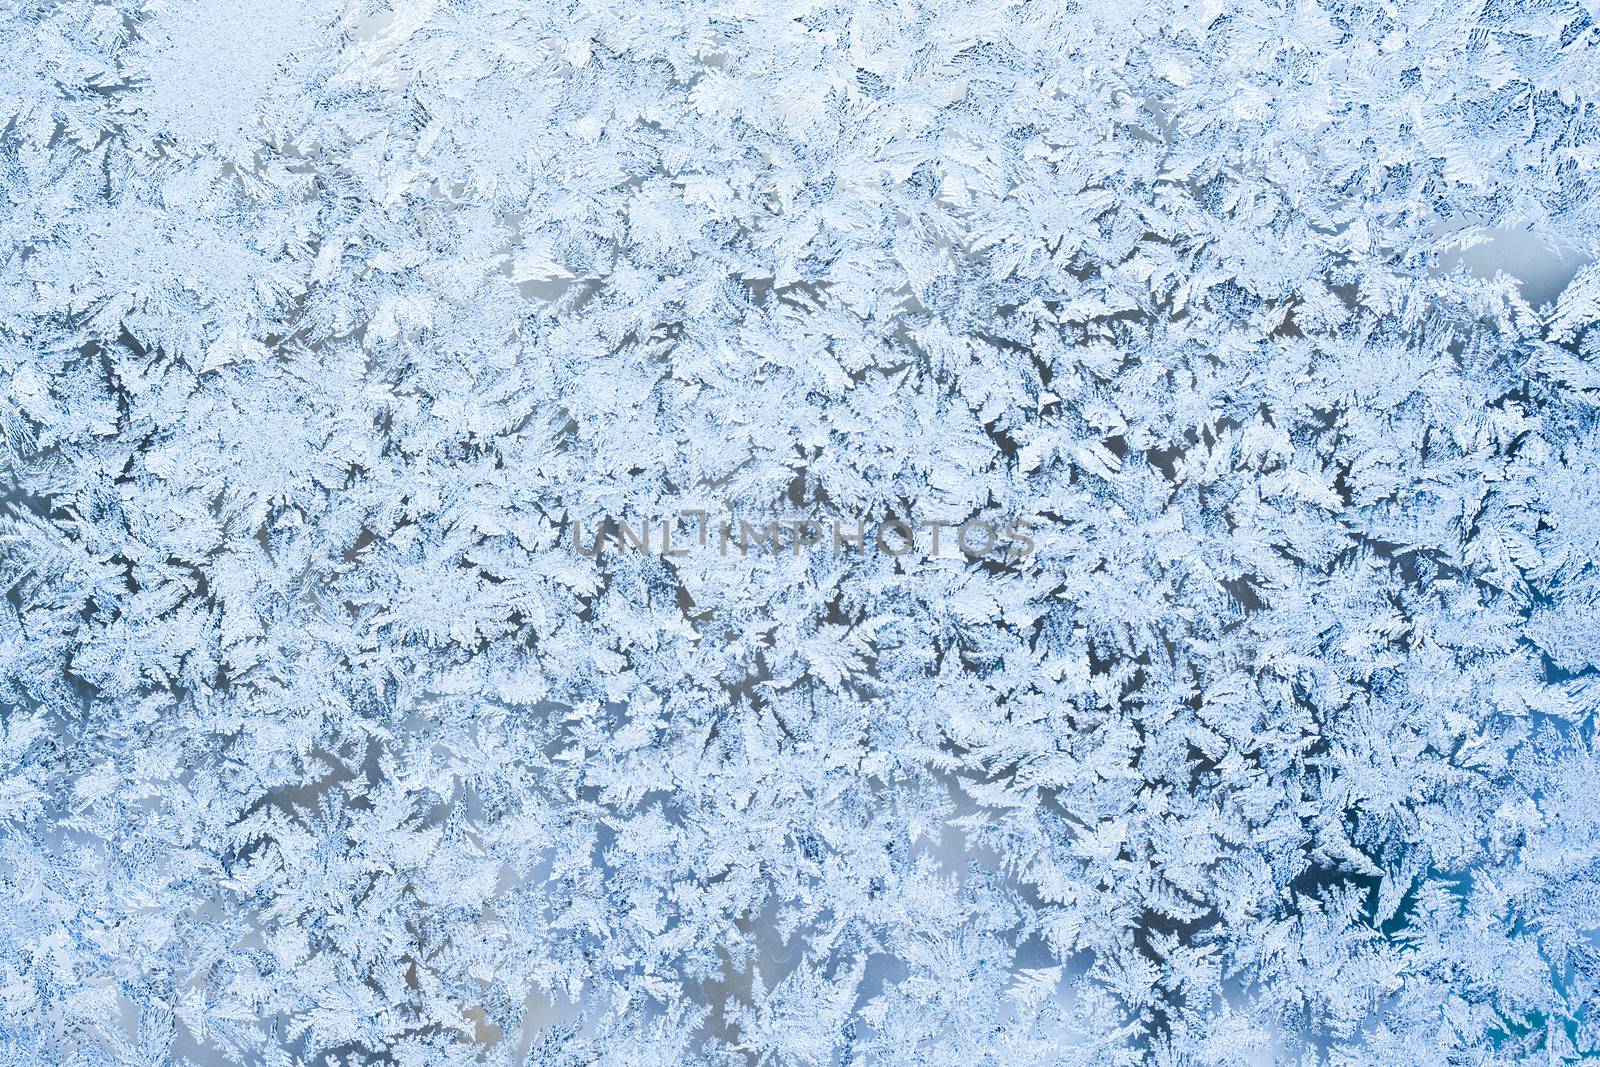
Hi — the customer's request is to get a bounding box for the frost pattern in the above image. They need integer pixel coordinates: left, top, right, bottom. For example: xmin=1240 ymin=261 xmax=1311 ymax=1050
xmin=2 ymin=1 xmax=1600 ymax=1065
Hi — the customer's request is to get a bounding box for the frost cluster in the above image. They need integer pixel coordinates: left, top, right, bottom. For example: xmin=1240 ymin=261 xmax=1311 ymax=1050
xmin=2 ymin=1 xmax=1599 ymax=1064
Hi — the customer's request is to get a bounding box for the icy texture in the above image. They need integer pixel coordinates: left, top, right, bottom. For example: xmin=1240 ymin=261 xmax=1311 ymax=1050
xmin=3 ymin=1 xmax=1600 ymax=1064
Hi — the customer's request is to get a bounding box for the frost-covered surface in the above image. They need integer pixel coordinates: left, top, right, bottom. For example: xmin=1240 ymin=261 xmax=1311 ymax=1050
xmin=3 ymin=1 xmax=1600 ymax=1064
